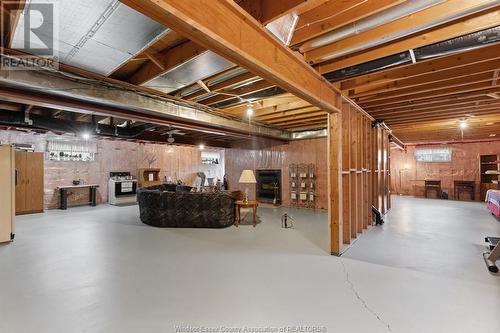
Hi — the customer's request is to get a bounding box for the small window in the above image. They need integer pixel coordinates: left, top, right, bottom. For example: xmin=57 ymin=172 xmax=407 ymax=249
xmin=415 ymin=147 xmax=451 ymax=162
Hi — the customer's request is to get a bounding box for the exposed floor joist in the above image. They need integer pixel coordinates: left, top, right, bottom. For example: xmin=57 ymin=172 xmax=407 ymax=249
xmin=119 ymin=0 xmax=342 ymax=114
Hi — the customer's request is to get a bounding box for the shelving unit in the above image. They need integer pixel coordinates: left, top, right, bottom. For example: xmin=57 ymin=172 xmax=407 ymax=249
xmin=289 ymin=163 xmax=315 ymax=209
xmin=479 ymin=154 xmax=500 ymax=201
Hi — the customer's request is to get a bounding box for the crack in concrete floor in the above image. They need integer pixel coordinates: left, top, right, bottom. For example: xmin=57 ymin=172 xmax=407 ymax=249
xmin=340 ymin=259 xmax=395 ymax=333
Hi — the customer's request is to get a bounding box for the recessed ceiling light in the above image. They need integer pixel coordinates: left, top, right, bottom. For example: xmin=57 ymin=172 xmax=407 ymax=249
xmin=486 ymin=122 xmax=494 ymax=125
xmin=459 ymin=120 xmax=468 ymax=129
xmin=82 ymin=132 xmax=91 ymax=140
xmin=198 ymin=144 xmax=205 ymax=150
xmin=490 ymin=134 xmax=497 ymax=137
xmin=246 ymin=105 xmax=254 ymax=117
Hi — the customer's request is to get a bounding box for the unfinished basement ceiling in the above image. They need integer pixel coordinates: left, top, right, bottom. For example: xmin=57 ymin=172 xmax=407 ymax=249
xmin=11 ymin=0 xmax=166 ymax=75
xmin=144 ymin=51 xmax=235 ymax=94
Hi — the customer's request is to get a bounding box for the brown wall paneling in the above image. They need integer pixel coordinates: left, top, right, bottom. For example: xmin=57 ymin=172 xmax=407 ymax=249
xmin=390 ymin=141 xmax=500 ymax=200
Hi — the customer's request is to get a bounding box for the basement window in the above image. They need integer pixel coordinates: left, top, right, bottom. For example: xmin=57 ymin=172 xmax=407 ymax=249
xmin=47 ymin=140 xmax=97 ymax=162
xmin=415 ymin=147 xmax=451 ymax=163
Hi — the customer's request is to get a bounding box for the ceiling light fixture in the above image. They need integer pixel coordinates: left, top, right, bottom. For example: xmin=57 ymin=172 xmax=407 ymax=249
xmin=198 ymin=144 xmax=205 ymax=150
xmin=490 ymin=134 xmax=497 ymax=137
xmin=459 ymin=120 xmax=468 ymax=129
xmin=82 ymin=132 xmax=91 ymax=140
xmin=246 ymin=105 xmax=254 ymax=117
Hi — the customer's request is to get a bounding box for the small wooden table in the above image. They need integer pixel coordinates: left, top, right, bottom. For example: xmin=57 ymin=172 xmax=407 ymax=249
xmin=424 ymin=180 xmax=442 ymax=198
xmin=235 ymin=200 xmax=258 ymax=227
xmin=57 ymin=184 xmax=100 ymax=210
xmin=454 ymin=180 xmax=475 ymax=201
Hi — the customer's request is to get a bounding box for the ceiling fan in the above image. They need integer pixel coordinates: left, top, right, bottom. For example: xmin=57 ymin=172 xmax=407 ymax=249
xmin=161 ymin=127 xmax=186 ymax=144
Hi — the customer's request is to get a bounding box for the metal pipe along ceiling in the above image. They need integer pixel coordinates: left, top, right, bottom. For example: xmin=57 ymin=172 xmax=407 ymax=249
xmin=311 ymin=0 xmax=500 ymax=63
xmin=299 ymin=0 xmax=444 ymax=53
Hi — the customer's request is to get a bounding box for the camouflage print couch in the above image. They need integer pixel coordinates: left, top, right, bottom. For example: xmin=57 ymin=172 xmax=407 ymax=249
xmin=137 ymin=184 xmax=236 ymax=228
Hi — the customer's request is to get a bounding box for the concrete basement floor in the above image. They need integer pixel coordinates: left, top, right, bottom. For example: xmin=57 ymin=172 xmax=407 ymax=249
xmin=0 ymin=196 xmax=498 ymax=333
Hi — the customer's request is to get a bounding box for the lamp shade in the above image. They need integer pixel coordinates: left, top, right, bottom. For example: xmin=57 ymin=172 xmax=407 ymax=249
xmin=238 ymin=169 xmax=256 ymax=184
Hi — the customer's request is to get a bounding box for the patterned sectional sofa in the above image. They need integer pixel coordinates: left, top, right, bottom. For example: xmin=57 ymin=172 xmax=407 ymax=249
xmin=137 ymin=184 xmax=236 ymax=228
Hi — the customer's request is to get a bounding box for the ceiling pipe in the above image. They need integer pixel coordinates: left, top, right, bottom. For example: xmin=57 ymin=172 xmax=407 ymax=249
xmin=299 ymin=0 xmax=443 ymax=53
xmin=326 ymin=26 xmax=500 ymax=81
xmin=304 ymin=0 xmax=499 ymax=64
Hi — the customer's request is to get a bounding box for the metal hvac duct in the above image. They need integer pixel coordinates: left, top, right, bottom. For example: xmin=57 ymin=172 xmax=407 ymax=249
xmin=0 ymin=111 xmax=158 ymax=138
xmin=302 ymin=0 xmax=500 ymax=64
xmin=0 ymin=61 xmax=296 ymax=140
xmin=144 ymin=51 xmax=235 ymax=94
xmin=11 ymin=0 xmax=167 ymax=75
xmin=325 ymin=26 xmax=500 ymax=81
xmin=299 ymin=0 xmax=444 ymax=53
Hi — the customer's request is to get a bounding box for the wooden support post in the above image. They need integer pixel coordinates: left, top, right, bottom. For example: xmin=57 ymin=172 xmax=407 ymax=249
xmin=349 ymin=106 xmax=358 ymax=239
xmin=341 ymin=101 xmax=351 ymax=244
xmin=356 ymin=113 xmax=363 ymax=234
xmin=328 ymin=112 xmax=343 ymax=255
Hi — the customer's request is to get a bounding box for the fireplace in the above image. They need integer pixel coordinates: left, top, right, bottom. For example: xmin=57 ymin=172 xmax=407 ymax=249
xmin=256 ymin=169 xmax=281 ymax=204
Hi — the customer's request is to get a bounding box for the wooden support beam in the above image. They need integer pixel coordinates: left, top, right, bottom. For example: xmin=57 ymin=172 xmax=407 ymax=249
xmin=237 ymin=0 xmax=310 ymax=25
xmin=120 ymin=0 xmax=342 ymax=113
xmin=256 ymin=106 xmax=321 ymax=121
xmin=196 ymin=80 xmax=211 ymax=93
xmin=327 ymin=111 xmax=343 ymax=255
xmin=341 ymin=101 xmax=351 ymax=244
xmin=318 ymin=7 xmax=500 ymax=74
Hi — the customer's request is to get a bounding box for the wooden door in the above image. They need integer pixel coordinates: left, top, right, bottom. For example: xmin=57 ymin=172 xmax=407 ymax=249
xmin=15 ymin=152 xmax=27 ymax=214
xmin=26 ymin=152 xmax=44 ymax=212
xmin=15 ymin=151 xmax=44 ymax=214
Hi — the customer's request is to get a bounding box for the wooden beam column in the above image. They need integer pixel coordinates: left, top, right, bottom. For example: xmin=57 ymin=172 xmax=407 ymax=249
xmin=119 ymin=0 xmax=341 ymax=113
xmin=327 ymin=111 xmax=343 ymax=255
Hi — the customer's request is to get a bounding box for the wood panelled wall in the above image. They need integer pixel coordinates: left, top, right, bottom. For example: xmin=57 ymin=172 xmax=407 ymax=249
xmin=225 ymin=138 xmax=328 ymax=209
xmin=390 ymin=141 xmax=500 ymax=200
xmin=328 ymin=99 xmax=391 ymax=255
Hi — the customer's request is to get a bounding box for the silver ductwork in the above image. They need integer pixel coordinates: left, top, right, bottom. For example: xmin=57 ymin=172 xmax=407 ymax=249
xmin=299 ymin=0 xmax=444 ymax=53
xmin=325 ymin=26 xmax=500 ymax=80
xmin=12 ymin=0 xmax=167 ymax=75
xmin=0 ymin=62 xmax=306 ymax=140
xmin=311 ymin=0 xmax=500 ymax=63
xmin=144 ymin=51 xmax=235 ymax=94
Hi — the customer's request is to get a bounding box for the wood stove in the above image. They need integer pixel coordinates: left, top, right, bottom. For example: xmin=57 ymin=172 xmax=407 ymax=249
xmin=256 ymin=169 xmax=281 ymax=205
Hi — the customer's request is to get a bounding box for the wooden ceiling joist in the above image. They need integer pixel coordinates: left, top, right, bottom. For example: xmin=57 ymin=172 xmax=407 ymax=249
xmin=356 ymin=73 xmax=499 ymax=103
xmin=350 ymin=58 xmax=500 ymax=98
xmin=360 ymin=84 xmax=500 ymax=109
xmin=120 ymin=0 xmax=342 ymax=114
xmin=341 ymin=43 xmax=500 ymax=91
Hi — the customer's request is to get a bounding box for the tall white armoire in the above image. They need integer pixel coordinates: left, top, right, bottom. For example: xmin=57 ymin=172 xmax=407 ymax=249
xmin=0 ymin=144 xmax=15 ymax=243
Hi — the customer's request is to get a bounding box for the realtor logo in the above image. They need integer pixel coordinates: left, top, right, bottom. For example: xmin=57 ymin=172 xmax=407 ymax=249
xmin=1 ymin=0 xmax=59 ymax=69
xmin=21 ymin=2 xmax=54 ymax=55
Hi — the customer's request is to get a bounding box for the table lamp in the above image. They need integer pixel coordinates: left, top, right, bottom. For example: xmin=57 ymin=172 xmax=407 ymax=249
xmin=238 ymin=169 xmax=256 ymax=203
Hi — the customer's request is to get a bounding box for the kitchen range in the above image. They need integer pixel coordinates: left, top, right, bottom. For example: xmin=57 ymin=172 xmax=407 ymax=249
xmin=108 ymin=172 xmax=137 ymax=206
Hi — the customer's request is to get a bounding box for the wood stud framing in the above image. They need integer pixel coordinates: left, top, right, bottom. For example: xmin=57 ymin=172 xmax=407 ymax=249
xmin=328 ymin=98 xmax=390 ymax=255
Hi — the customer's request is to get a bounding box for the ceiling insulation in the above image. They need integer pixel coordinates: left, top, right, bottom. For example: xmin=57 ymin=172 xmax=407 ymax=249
xmin=11 ymin=0 xmax=166 ymax=75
